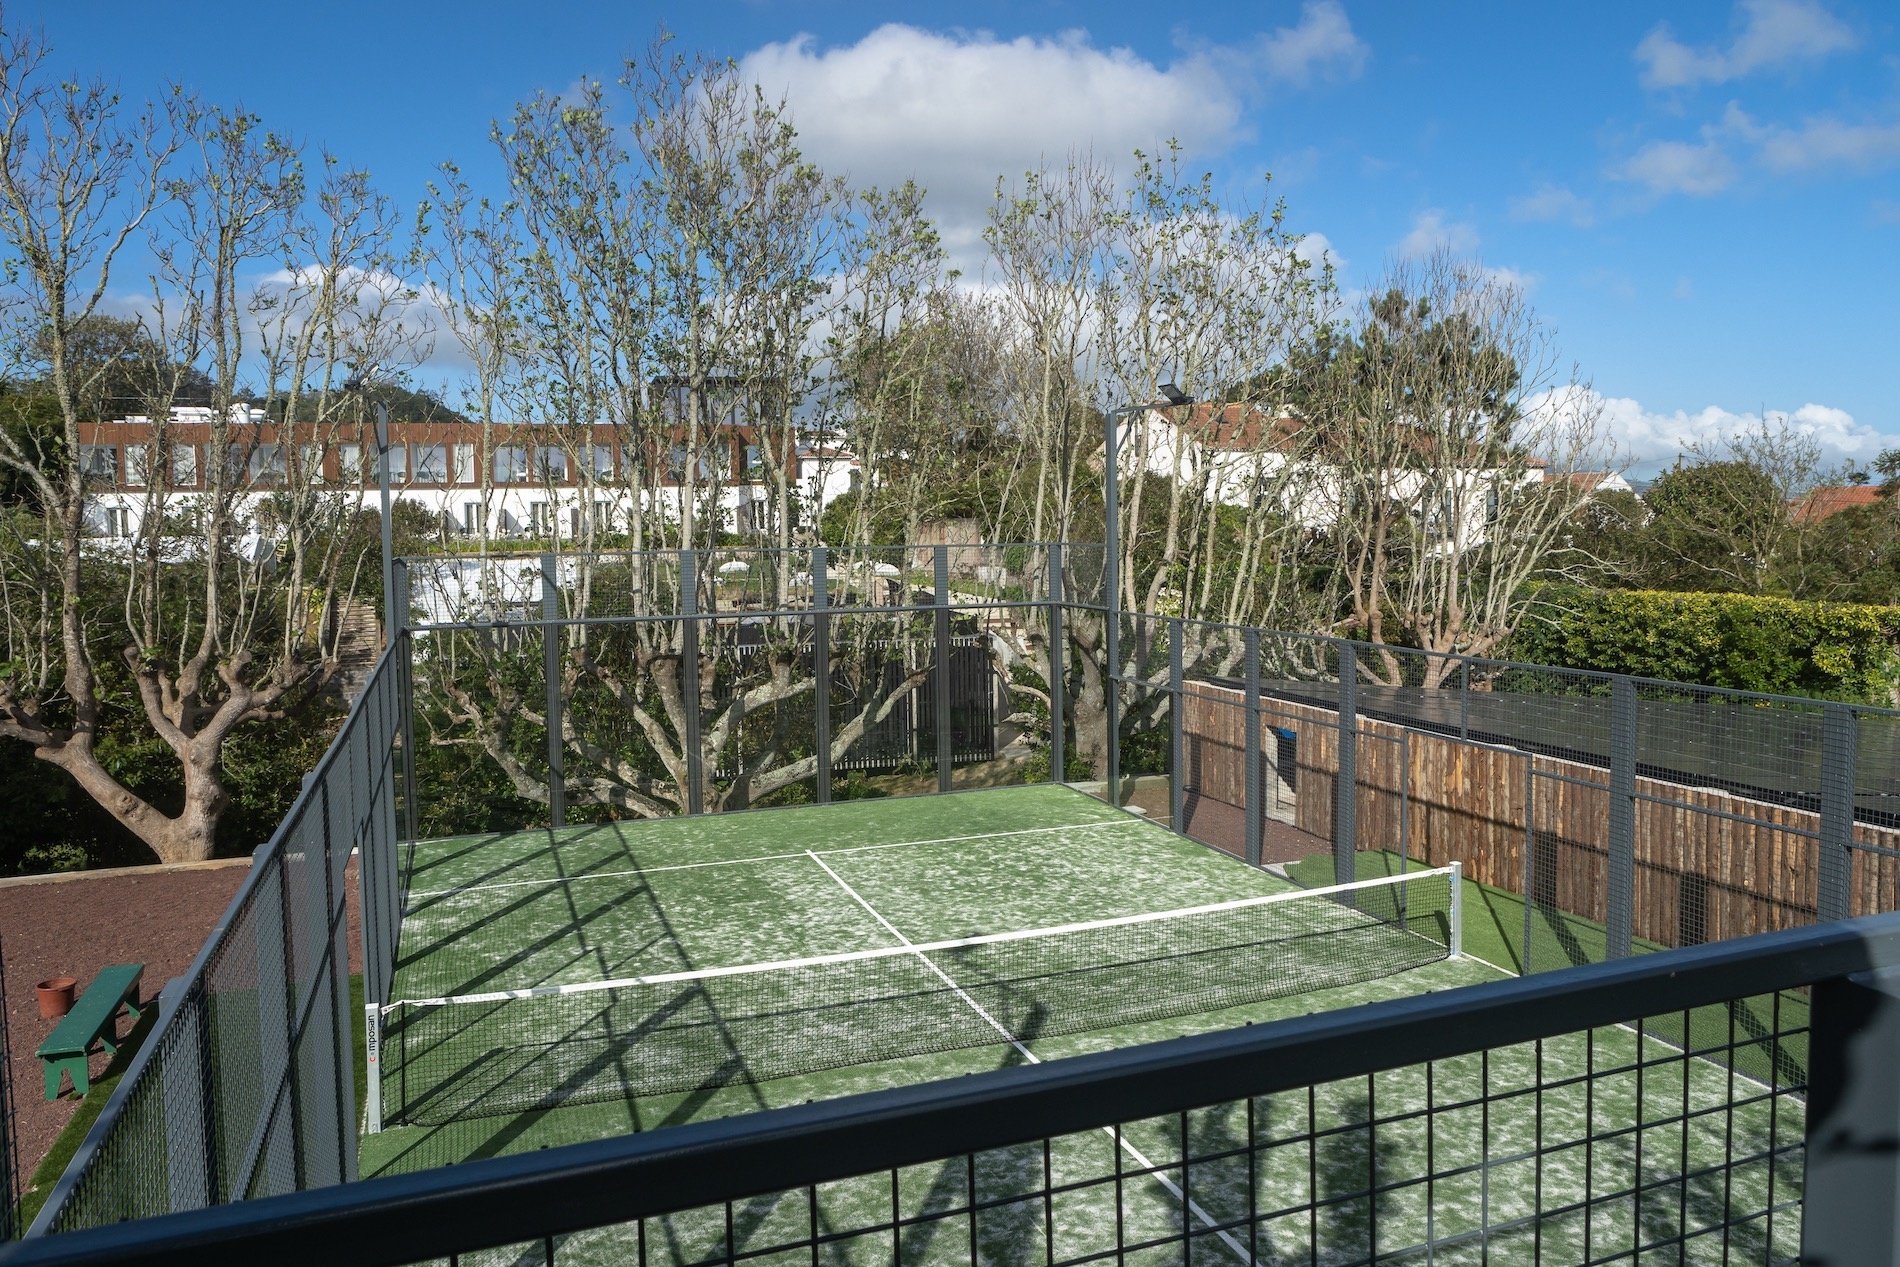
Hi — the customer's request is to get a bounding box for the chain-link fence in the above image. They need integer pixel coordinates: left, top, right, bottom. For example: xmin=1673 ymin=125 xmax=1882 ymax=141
xmin=26 ymin=655 xmax=407 ymax=1235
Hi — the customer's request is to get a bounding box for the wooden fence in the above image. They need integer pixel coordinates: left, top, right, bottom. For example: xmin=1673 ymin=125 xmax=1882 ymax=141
xmin=1180 ymin=680 xmax=1900 ymax=951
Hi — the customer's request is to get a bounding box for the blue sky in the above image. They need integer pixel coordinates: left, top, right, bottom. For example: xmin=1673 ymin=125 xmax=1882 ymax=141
xmin=15 ymin=0 xmax=1900 ymax=474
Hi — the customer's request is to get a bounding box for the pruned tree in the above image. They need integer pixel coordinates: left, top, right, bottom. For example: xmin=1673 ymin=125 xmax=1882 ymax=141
xmin=1303 ymin=252 xmax=1611 ymax=686
xmin=0 ymin=22 xmax=424 ymax=863
xmin=416 ymin=45 xmax=937 ymax=821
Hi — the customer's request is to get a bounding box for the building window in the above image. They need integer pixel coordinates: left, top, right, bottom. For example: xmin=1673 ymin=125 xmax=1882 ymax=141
xmin=568 ymin=506 xmax=582 ymax=538
xmin=413 ymin=443 xmax=448 ymax=484
xmin=124 ymin=444 xmax=149 ymax=488
xmin=453 ymin=443 xmax=475 ymax=485
xmin=248 ymin=444 xmax=285 ymax=485
xmin=493 ymin=445 xmax=529 ymax=485
xmin=298 ymin=444 xmax=324 ymax=483
xmin=81 ymin=501 xmax=131 ymax=537
xmin=385 ymin=443 xmax=408 ymax=482
xmin=744 ymin=444 xmax=763 ymax=479
xmin=463 ymin=502 xmax=486 ymax=535
xmin=587 ymin=444 xmax=614 ymax=480
xmin=529 ymin=501 xmax=550 ymax=534
xmin=337 ymin=443 xmax=363 ymax=483
xmin=533 ymin=445 xmax=567 ymax=481
xmin=171 ymin=444 xmax=199 ymax=488
xmin=78 ymin=445 xmax=118 ymax=484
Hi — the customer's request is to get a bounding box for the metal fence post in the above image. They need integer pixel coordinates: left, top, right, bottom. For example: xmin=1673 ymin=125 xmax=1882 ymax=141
xmin=813 ymin=547 xmax=831 ymax=805
xmin=540 ymin=553 xmax=565 ymax=830
xmin=394 ymin=559 xmax=417 ymax=844
xmin=1169 ymin=618 xmax=1185 ymax=836
xmin=1607 ymin=676 xmax=1637 ymax=959
xmin=1333 ymin=643 xmax=1359 ymax=888
xmin=1245 ymin=629 xmax=1263 ymax=868
xmin=934 ymin=545 xmax=953 ymax=795
xmin=0 ymin=938 xmax=13 ymax=1240
xmin=1046 ymin=543 xmax=1066 ymax=784
xmin=681 ymin=550 xmax=704 ymax=817
xmin=273 ymin=850 xmax=306 ymax=1191
xmin=1803 ymin=965 xmax=1900 ymax=1263
xmin=1818 ymin=704 xmax=1857 ymax=924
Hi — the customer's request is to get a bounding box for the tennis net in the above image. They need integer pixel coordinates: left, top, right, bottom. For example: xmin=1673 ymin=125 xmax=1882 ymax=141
xmin=370 ymin=865 xmax=1461 ymax=1129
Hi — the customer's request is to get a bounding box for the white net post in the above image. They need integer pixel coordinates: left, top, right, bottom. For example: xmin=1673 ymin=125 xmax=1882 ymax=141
xmin=363 ymin=1004 xmax=383 ymax=1134
xmin=1449 ymin=860 xmax=1464 ymax=959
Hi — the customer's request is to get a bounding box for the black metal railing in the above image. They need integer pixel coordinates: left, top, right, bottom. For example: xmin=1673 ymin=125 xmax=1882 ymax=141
xmin=5 ymin=912 xmax=1899 ymax=1265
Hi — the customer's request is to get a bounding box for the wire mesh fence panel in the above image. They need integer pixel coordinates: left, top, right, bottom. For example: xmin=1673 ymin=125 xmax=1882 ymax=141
xmin=34 ymin=657 xmax=393 ymax=1235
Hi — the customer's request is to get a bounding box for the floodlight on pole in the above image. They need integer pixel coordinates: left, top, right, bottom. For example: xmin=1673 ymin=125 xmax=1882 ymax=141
xmin=1101 ymin=383 xmax=1195 ymax=806
xmin=348 ymin=378 xmax=399 ymax=644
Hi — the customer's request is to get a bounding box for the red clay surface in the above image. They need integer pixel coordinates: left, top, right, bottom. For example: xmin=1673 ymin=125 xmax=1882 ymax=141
xmin=1 ymin=855 xmax=362 ymax=1195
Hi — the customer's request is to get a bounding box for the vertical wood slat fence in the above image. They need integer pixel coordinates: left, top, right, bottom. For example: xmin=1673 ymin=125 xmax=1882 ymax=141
xmin=1180 ymin=680 xmax=1900 ymax=953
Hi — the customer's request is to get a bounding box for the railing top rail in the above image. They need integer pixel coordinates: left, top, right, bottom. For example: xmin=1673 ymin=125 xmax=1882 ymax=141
xmin=11 ymin=909 xmax=1899 ymax=1267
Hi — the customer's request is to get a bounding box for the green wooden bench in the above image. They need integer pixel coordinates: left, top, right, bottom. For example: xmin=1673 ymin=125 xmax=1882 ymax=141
xmin=35 ymin=963 xmax=145 ymax=1100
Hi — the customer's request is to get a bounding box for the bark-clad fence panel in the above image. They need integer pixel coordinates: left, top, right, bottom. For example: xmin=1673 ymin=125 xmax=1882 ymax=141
xmin=1180 ymin=680 xmax=1900 ymax=951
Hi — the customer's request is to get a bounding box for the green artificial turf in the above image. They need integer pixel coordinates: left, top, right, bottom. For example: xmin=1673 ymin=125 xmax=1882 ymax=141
xmin=356 ymin=786 xmax=1807 ymax=1264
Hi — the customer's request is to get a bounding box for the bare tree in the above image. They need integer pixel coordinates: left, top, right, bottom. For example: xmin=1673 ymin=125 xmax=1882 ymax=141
xmin=0 ymin=27 xmax=423 ymax=862
xmin=1308 ymin=252 xmax=1610 ymax=685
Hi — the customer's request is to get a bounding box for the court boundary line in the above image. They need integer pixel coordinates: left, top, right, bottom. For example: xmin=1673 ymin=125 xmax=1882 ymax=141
xmin=403 ymin=818 xmax=1150 ymax=904
xmin=801 ymin=849 xmax=1264 ymax=1267
xmin=384 ymin=866 xmax=1458 ymax=1009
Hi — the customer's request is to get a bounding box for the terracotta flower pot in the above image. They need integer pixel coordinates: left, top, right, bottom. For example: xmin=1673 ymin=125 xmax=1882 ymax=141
xmin=37 ymin=976 xmax=76 ymax=1020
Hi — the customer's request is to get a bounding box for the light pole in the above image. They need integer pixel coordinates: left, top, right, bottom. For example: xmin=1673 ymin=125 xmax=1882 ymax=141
xmin=347 ymin=378 xmax=398 ymax=644
xmin=1102 ymin=382 xmax=1192 ymax=805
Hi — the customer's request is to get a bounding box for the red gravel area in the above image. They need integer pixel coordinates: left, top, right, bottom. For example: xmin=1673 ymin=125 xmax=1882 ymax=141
xmin=1 ymin=855 xmax=363 ymax=1193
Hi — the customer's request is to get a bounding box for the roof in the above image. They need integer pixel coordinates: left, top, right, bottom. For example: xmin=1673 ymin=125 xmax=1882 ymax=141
xmin=1149 ymin=402 xmax=1546 ymax=471
xmin=1792 ymin=484 xmax=1887 ymax=524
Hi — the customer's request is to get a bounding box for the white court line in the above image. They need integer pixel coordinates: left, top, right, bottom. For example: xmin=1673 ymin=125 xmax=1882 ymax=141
xmin=404 ymin=819 xmax=1147 ymax=903
xmin=803 ymin=849 xmax=1264 ymax=1267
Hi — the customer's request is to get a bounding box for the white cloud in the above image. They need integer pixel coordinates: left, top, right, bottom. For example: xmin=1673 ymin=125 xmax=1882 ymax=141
xmin=1529 ymin=387 xmax=1892 ymax=473
xmin=738 ymin=16 xmax=1364 ymax=264
xmin=1396 ymin=209 xmax=1479 ymax=259
xmin=1508 ymin=183 xmax=1595 ymax=227
xmin=1613 ymin=138 xmax=1737 ymax=196
xmin=1635 ymin=0 xmax=1856 ymax=89
xmin=1752 ymin=115 xmax=1900 ymax=173
xmin=1253 ymin=1 xmax=1369 ymax=87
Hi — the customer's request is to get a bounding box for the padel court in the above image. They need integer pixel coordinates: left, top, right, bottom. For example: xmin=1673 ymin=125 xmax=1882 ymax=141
xmin=359 ymin=785 xmax=1803 ymax=1265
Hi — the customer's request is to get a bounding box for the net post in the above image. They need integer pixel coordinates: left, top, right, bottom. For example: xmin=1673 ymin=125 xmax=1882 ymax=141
xmin=1449 ymin=861 xmax=1464 ymax=959
xmin=813 ymin=547 xmax=832 ymax=805
xmin=681 ymin=550 xmax=704 ymax=817
xmin=364 ymin=1003 xmax=383 ymax=1134
xmin=1046 ymin=543 xmax=1066 ymax=784
xmin=540 ymin=552 xmax=565 ymax=830
xmin=934 ymin=545 xmax=953 ymax=795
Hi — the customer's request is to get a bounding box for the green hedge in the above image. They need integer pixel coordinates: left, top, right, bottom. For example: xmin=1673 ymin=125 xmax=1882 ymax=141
xmin=1509 ymin=586 xmax=1900 ymax=704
